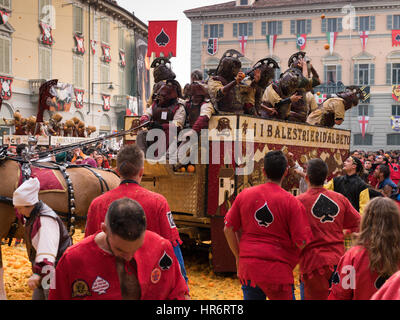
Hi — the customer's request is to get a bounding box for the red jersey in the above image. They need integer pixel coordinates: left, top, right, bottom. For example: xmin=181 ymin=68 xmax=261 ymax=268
xmin=371 ymin=270 xmax=400 ymax=300
xmin=48 ymin=231 xmax=188 ymax=300
xmin=296 ymin=188 xmax=361 ymax=278
xmin=224 ymin=182 xmax=312 ymax=288
xmin=389 ymin=163 xmax=400 ymax=185
xmin=328 ymin=245 xmax=393 ymax=300
xmin=85 ymin=182 xmax=181 ymax=246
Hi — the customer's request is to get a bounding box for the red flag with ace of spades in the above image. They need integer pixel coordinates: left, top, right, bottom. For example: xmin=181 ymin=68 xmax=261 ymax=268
xmin=147 ymin=21 xmax=177 ymax=57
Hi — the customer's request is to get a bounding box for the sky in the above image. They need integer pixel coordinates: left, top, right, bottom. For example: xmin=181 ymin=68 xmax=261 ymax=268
xmin=117 ymin=0 xmax=227 ymax=86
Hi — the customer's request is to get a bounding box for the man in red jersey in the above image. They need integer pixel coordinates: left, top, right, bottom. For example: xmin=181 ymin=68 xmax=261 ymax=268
xmin=224 ymin=150 xmax=313 ymax=300
xmin=85 ymin=144 xmax=187 ymax=282
xmin=296 ymin=158 xmax=361 ymax=300
xmin=49 ymin=198 xmax=189 ymax=300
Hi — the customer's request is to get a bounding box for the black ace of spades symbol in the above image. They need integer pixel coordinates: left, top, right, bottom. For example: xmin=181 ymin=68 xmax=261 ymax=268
xmin=254 ymin=202 xmax=274 ymax=228
xmin=311 ymin=194 xmax=339 ymax=223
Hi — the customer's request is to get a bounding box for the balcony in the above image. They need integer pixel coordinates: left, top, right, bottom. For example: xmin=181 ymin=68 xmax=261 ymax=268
xmin=314 ymin=82 xmax=345 ymax=95
xmin=29 ymin=79 xmax=46 ymax=103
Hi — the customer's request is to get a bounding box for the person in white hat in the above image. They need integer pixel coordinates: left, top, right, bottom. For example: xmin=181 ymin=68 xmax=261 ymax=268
xmin=13 ymin=177 xmax=72 ymax=300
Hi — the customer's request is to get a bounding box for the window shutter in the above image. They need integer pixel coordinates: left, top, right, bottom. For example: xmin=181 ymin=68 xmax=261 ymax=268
xmin=370 ymin=16 xmax=375 ymax=31
xmin=218 ymin=24 xmax=224 ymax=38
xmin=278 ymin=21 xmax=282 ymax=35
xmin=338 ymin=18 xmax=343 ymax=32
xmin=306 ymin=19 xmax=312 ymax=34
xmin=248 ymin=22 xmax=253 ymax=36
xmin=337 ymin=65 xmax=342 ymax=82
xmin=354 ymin=64 xmax=359 ymax=85
xmin=290 ymin=20 xmax=295 ymax=34
xmin=352 ymin=105 xmax=359 ymax=117
xmin=387 ymin=15 xmax=393 ymax=30
xmin=324 ymin=65 xmax=327 ymax=83
xmin=204 ymin=24 xmax=209 ymax=38
xmin=73 ymin=6 xmax=83 ymax=34
xmin=370 ymin=64 xmax=375 ymax=85
xmin=368 ymin=105 xmax=374 ymax=117
xmin=0 ymin=39 xmax=4 ymax=74
xmin=233 ymin=23 xmax=238 ymax=37
xmin=321 ymin=18 xmax=327 ymax=33
xmin=387 ymin=63 xmax=392 ymax=85
xmin=261 ymin=22 xmax=266 ymax=35
xmin=354 ymin=16 xmax=359 ymax=31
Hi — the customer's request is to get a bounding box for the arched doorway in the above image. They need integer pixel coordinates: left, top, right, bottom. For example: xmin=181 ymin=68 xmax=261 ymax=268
xmin=99 ymin=114 xmax=111 ymax=136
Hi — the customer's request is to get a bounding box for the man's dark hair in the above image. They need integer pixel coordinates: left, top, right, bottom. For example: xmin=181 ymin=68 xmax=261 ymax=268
xmin=105 ymin=198 xmax=146 ymax=241
xmin=16 ymin=143 xmax=26 ymax=156
xmin=117 ymin=144 xmax=144 ymax=178
xmin=306 ymin=158 xmax=328 ymax=186
xmin=378 ymin=164 xmax=391 ymax=179
xmin=86 ymin=148 xmax=96 ymax=156
xmin=263 ymin=150 xmax=287 ymax=182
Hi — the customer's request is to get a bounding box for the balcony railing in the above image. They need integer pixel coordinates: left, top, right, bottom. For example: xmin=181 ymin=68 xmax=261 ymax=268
xmin=314 ymin=81 xmax=345 ymax=94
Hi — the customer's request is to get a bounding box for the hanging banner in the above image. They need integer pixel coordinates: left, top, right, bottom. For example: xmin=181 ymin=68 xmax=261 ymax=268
xmin=326 ymin=32 xmax=338 ymax=54
xmin=0 ymin=76 xmax=13 ymax=100
xmin=358 ymin=115 xmax=369 ymax=138
xmin=119 ymin=50 xmax=126 ymax=67
xmin=74 ymin=34 xmax=85 ymax=55
xmin=147 ymin=20 xmax=177 ymax=57
xmin=266 ymin=34 xmax=277 ymax=56
xmin=0 ymin=10 xmax=10 ymax=25
xmin=238 ymin=35 xmax=247 ymax=54
xmin=392 ymin=30 xmax=400 ymax=47
xmin=207 ymin=38 xmax=218 ymax=56
xmin=296 ymin=34 xmax=307 ymax=50
xmin=393 ymin=85 xmax=400 ymax=102
xmin=90 ymin=40 xmax=97 ymax=55
xmin=359 ymin=31 xmax=369 ymax=51
xmin=102 ymin=95 xmax=111 ymax=111
xmin=39 ymin=22 xmax=53 ymax=46
xmin=136 ymin=35 xmax=151 ymax=114
xmin=101 ymin=44 xmax=111 ymax=63
xmin=74 ymin=89 xmax=84 ymax=109
xmin=391 ymin=116 xmax=400 ymax=131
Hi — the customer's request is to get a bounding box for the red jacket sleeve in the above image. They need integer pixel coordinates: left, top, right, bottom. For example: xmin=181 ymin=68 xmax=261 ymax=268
xmin=157 ymin=197 xmax=182 ymax=246
xmin=164 ymin=242 xmax=189 ymax=300
xmin=288 ymin=198 xmax=313 ymax=248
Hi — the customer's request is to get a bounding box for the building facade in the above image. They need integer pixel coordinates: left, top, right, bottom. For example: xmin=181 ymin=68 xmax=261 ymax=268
xmin=0 ymin=0 xmax=148 ymax=143
xmin=184 ymin=0 xmax=400 ymax=151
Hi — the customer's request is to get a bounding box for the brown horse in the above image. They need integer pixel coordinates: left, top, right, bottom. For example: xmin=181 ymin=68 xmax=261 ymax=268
xmin=0 ymin=159 xmax=120 ymax=299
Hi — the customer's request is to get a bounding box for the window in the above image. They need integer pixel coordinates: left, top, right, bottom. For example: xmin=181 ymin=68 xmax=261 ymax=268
xmin=233 ymin=22 xmax=253 ymax=37
xmin=100 ymin=63 xmax=110 ymax=92
xmin=204 ymin=24 xmax=224 ymax=38
xmin=325 ymin=65 xmax=341 ymax=83
xmin=291 ymin=19 xmax=311 ymax=34
xmin=0 ymin=36 xmax=11 ymax=75
xmin=240 ymin=0 xmax=248 ymax=5
xmin=119 ymin=68 xmax=126 ymax=95
xmin=39 ymin=0 xmax=53 ymax=25
xmin=261 ymin=21 xmax=282 ymax=35
xmin=388 ymin=133 xmax=400 ymax=145
xmin=354 ymin=134 xmax=372 ymax=146
xmin=73 ymin=5 xmax=83 ymax=34
xmin=358 ymin=105 xmax=369 ymax=116
xmin=322 ymin=17 xmax=343 ymax=33
xmin=101 ymin=18 xmax=110 ymax=44
xmin=392 ymin=63 xmax=400 ymax=85
xmin=354 ymin=64 xmax=374 ymax=85
xmin=297 ymin=20 xmax=306 ymax=34
xmin=0 ymin=0 xmax=11 ymax=10
xmin=357 ymin=16 xmax=376 ymax=32
xmin=39 ymin=46 xmax=51 ymax=80
xmin=394 ymin=15 xmax=400 ymax=30
xmin=392 ymin=105 xmax=400 ymax=116
xmin=73 ymin=55 xmax=84 ymax=89
xmin=118 ymin=27 xmax=125 ymax=50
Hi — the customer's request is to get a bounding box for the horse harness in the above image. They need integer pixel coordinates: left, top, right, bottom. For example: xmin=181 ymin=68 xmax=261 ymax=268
xmin=1 ymin=158 xmax=118 ymax=245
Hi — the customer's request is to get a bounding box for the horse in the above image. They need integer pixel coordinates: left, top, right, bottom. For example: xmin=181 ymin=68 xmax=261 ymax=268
xmin=0 ymin=157 xmax=120 ymax=299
